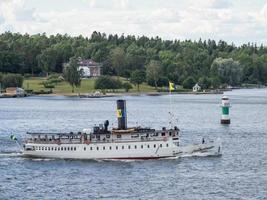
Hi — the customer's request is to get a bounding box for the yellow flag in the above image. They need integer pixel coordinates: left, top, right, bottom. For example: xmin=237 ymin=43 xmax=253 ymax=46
xmin=169 ymin=82 xmax=175 ymax=91
xmin=116 ymin=109 xmax=122 ymax=118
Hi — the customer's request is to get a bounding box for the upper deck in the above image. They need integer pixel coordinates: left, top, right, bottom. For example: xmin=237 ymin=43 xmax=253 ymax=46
xmin=25 ymin=126 xmax=180 ymax=145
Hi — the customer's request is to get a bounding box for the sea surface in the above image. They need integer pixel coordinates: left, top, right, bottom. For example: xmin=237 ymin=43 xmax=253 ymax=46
xmin=0 ymin=89 xmax=267 ymax=200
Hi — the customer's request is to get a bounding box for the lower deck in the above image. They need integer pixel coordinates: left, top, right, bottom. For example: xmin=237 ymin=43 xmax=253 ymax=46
xmin=23 ymin=140 xmax=181 ymax=159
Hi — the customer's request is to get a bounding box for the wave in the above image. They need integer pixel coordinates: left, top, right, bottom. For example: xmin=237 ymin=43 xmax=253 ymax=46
xmin=0 ymin=152 xmax=22 ymax=157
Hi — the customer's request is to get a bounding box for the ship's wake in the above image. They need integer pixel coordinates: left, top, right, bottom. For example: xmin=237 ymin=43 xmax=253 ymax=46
xmin=0 ymin=151 xmax=22 ymax=157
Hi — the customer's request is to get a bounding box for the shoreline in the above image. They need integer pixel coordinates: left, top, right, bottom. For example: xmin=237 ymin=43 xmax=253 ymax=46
xmin=34 ymin=90 xmax=225 ymax=98
xmin=2 ymin=87 xmax=266 ymax=98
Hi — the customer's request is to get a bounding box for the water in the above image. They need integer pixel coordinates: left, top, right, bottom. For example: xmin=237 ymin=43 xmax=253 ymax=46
xmin=0 ymin=89 xmax=267 ymax=199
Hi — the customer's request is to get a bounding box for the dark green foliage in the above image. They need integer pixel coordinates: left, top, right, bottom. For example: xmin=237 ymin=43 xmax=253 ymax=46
xmin=198 ymin=76 xmax=211 ymax=89
xmin=147 ymin=76 xmax=169 ymax=88
xmin=211 ymin=58 xmax=242 ymax=86
xmin=1 ymin=74 xmax=23 ymax=88
xmin=146 ymin=60 xmax=162 ymax=89
xmin=42 ymin=81 xmax=55 ymax=89
xmin=182 ymin=76 xmax=196 ymax=89
xmin=130 ymin=70 xmax=146 ymax=91
xmin=0 ymin=32 xmax=267 ymax=87
xmin=63 ymin=57 xmax=81 ymax=92
xmin=110 ymin=47 xmax=127 ymax=76
xmin=94 ymin=76 xmax=122 ymax=90
xmin=122 ymin=82 xmax=133 ymax=92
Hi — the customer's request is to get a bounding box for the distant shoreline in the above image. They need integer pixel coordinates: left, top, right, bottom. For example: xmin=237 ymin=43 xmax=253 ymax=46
xmin=2 ymin=87 xmax=266 ymax=99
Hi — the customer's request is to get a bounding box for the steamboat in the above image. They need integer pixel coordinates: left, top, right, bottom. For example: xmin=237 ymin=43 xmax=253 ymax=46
xmin=22 ymin=100 xmax=221 ymax=159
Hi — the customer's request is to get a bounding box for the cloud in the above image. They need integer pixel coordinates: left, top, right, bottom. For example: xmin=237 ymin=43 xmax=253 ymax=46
xmin=0 ymin=14 xmax=4 ymax=24
xmin=0 ymin=0 xmax=36 ymax=22
xmin=85 ymin=0 xmax=130 ymax=9
xmin=0 ymin=0 xmax=266 ymax=45
xmin=210 ymin=0 xmax=232 ymax=9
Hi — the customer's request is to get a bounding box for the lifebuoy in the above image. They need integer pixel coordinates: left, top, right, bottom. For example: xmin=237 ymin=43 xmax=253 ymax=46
xmin=85 ymin=140 xmax=90 ymax=145
xmin=163 ymin=137 xmax=168 ymax=142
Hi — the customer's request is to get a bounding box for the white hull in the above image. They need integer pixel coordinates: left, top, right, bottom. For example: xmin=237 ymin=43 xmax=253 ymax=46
xmin=23 ymin=140 xmax=221 ymax=160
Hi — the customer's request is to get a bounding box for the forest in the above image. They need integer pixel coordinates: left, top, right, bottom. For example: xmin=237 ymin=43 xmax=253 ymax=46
xmin=0 ymin=31 xmax=267 ymax=90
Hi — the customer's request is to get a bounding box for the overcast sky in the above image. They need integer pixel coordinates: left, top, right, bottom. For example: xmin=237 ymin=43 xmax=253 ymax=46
xmin=0 ymin=0 xmax=267 ymax=45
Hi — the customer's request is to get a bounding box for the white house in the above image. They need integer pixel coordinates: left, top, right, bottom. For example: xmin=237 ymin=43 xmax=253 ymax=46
xmin=193 ymin=83 xmax=201 ymax=92
xmin=78 ymin=59 xmax=102 ymax=78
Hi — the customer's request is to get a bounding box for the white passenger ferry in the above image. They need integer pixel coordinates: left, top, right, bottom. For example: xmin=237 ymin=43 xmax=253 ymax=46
xmin=22 ymin=100 xmax=221 ymax=160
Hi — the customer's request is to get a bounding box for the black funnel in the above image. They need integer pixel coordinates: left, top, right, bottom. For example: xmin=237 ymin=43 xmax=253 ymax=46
xmin=117 ymin=100 xmax=127 ymax=130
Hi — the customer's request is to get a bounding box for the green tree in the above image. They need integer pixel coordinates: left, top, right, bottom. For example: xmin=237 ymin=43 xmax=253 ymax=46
xmin=37 ymin=48 xmax=58 ymax=75
xmin=130 ymin=70 xmax=146 ymax=91
xmin=1 ymin=74 xmax=24 ymax=89
xmin=211 ymin=57 xmax=243 ymax=86
xmin=182 ymin=76 xmax=196 ymax=89
xmin=94 ymin=76 xmax=122 ymax=91
xmin=122 ymin=82 xmax=133 ymax=92
xmin=198 ymin=76 xmax=211 ymax=89
xmin=209 ymin=77 xmax=220 ymax=88
xmin=0 ymin=32 xmax=267 ymax=86
xmin=110 ymin=47 xmax=127 ymax=76
xmin=63 ymin=57 xmax=81 ymax=93
xmin=146 ymin=60 xmax=162 ymax=89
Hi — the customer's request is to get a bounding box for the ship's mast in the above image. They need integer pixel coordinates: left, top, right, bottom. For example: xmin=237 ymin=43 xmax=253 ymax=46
xmin=169 ymin=82 xmax=174 ymax=128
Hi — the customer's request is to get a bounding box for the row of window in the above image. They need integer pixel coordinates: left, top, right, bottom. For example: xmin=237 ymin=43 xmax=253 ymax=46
xmin=83 ymin=143 xmax=169 ymax=151
xmin=32 ymin=143 xmax=170 ymax=152
xmin=34 ymin=146 xmax=76 ymax=151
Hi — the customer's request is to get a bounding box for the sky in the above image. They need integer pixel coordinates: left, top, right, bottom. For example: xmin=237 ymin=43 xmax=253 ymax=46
xmin=0 ymin=0 xmax=267 ymax=45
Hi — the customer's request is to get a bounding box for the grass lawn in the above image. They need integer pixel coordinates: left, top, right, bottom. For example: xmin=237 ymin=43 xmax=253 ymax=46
xmin=23 ymin=76 xmax=158 ymax=94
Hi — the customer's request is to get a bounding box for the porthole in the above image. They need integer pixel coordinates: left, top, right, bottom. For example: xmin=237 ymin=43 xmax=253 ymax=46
xmin=116 ymin=146 xmax=118 ymax=150
xmin=135 ymin=145 xmax=137 ymax=149
xmin=90 ymin=147 xmax=93 ymax=150
xmin=64 ymin=147 xmax=66 ymax=151
xmin=45 ymin=147 xmax=47 ymax=151
xmin=128 ymin=145 xmax=131 ymax=149
xmin=71 ymin=147 xmax=73 ymax=151
xmin=141 ymin=145 xmax=143 ymax=149
xmin=147 ymin=145 xmax=150 ymax=148
xmin=166 ymin=143 xmax=169 ymax=147
xmin=61 ymin=147 xmax=63 ymax=151
xmin=103 ymin=146 xmax=105 ymax=150
xmin=97 ymin=147 xmax=99 ymax=150
xmin=122 ymin=146 xmax=124 ymax=149
xmin=109 ymin=146 xmax=112 ymax=150
xmin=160 ymin=144 xmax=162 ymax=148
xmin=84 ymin=147 xmax=86 ymax=151
xmin=154 ymin=144 xmax=156 ymax=148
xmin=74 ymin=147 xmax=76 ymax=151
xmin=48 ymin=147 xmax=50 ymax=151
xmin=68 ymin=147 xmax=70 ymax=151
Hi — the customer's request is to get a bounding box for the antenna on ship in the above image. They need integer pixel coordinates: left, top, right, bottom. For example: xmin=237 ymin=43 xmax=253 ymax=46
xmin=168 ymin=81 xmax=175 ymax=128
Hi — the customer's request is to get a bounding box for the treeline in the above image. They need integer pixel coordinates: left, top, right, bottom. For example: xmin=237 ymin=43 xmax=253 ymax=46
xmin=0 ymin=31 xmax=267 ymax=88
xmin=0 ymin=74 xmax=23 ymax=89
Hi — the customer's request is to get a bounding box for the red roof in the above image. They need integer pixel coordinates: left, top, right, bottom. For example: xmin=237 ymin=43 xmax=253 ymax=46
xmin=78 ymin=59 xmax=100 ymax=67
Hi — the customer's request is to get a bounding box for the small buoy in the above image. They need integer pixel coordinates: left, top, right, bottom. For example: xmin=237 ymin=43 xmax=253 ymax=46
xmin=220 ymin=95 xmax=230 ymax=124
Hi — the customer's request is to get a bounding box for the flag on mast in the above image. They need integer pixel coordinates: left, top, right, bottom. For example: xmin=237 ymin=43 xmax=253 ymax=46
xmin=169 ymin=82 xmax=175 ymax=92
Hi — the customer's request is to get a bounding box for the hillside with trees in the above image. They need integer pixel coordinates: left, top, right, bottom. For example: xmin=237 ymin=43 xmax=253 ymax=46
xmin=0 ymin=31 xmax=267 ymax=90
